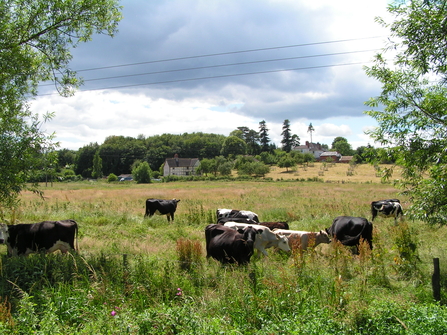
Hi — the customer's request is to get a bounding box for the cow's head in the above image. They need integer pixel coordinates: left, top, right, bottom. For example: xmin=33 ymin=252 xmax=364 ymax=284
xmin=318 ymin=230 xmax=331 ymax=244
xmin=276 ymin=234 xmax=291 ymax=252
xmin=0 ymin=223 xmax=9 ymax=244
xmin=242 ymin=226 xmax=260 ymax=248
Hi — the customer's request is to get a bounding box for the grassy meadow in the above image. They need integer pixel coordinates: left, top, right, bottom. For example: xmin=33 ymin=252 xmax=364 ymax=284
xmin=1 ymin=162 xmax=447 ymax=334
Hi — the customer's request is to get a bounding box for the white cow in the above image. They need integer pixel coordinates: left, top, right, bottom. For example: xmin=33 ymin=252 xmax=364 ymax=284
xmin=273 ymin=229 xmax=331 ymax=251
xmin=223 ymin=222 xmax=290 ymax=256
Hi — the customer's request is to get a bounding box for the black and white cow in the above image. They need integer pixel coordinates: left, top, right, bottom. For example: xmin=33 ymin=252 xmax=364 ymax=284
xmin=371 ymin=199 xmax=403 ymax=223
xmin=145 ymin=198 xmax=180 ymax=222
xmin=216 ymin=208 xmax=259 ymax=223
xmin=0 ymin=220 xmax=78 ymax=256
xmin=205 ymin=224 xmax=260 ymax=265
xmin=326 ymin=216 xmax=373 ymax=252
xmin=217 ymin=217 xmax=258 ymax=225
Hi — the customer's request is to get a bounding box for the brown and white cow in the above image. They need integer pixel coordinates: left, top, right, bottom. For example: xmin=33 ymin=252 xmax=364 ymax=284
xmin=258 ymin=221 xmax=289 ymax=230
xmin=0 ymin=220 xmax=78 ymax=256
xmin=223 ymin=222 xmax=290 ymax=256
xmin=272 ymin=229 xmax=331 ymax=251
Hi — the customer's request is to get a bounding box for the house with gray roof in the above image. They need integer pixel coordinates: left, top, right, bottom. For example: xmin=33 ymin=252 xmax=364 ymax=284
xmin=163 ymin=154 xmax=200 ymax=176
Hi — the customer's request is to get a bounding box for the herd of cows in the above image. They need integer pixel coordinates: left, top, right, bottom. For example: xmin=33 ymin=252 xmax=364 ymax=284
xmin=0 ymin=198 xmax=404 ymax=263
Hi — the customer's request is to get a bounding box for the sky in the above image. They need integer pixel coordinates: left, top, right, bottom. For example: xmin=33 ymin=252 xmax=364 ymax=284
xmin=32 ymin=0 xmax=393 ymax=151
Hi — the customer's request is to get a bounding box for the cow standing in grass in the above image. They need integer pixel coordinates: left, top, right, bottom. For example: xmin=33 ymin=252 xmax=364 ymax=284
xmin=145 ymin=198 xmax=180 ymax=222
xmin=371 ymin=199 xmax=403 ymax=223
xmin=0 ymin=220 xmax=78 ymax=256
xmin=205 ymin=224 xmax=260 ymax=265
xmin=273 ymin=229 xmax=330 ymax=251
xmin=326 ymin=216 xmax=373 ymax=253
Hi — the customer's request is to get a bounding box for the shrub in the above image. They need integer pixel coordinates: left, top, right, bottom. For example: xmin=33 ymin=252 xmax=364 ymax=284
xmin=132 ymin=161 xmax=152 ymax=184
xmin=107 ymin=173 xmax=118 ymax=182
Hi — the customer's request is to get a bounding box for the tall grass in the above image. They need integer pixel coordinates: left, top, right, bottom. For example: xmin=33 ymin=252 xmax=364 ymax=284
xmin=1 ymin=178 xmax=447 ymax=333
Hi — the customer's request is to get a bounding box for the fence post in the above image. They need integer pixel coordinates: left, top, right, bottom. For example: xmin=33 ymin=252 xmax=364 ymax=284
xmin=432 ymin=258 xmax=441 ymax=302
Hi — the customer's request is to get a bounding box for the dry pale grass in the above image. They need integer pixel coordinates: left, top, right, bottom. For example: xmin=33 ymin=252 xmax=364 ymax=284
xmin=266 ymin=162 xmax=402 ymax=183
xmin=9 ymin=163 xmax=408 ymax=255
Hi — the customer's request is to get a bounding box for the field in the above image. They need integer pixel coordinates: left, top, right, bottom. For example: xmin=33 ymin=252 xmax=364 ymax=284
xmin=1 ymin=163 xmax=447 ymax=334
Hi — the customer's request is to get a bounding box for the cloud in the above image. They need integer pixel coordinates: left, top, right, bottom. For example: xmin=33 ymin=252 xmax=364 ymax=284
xmin=32 ymin=0 xmax=392 ymax=151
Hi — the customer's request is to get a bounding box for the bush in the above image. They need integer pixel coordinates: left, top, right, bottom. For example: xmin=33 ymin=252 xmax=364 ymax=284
xmin=132 ymin=161 xmax=151 ymax=184
xmin=107 ymin=173 xmax=118 ymax=182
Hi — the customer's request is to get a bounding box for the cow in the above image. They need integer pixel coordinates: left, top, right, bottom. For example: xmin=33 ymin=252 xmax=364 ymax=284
xmin=272 ymin=229 xmax=330 ymax=251
xmin=258 ymin=221 xmax=289 ymax=230
xmin=325 ymin=216 xmax=373 ymax=252
xmin=223 ymin=222 xmax=290 ymax=257
xmin=216 ymin=208 xmax=259 ymax=223
xmin=205 ymin=224 xmax=260 ymax=265
xmin=0 ymin=220 xmax=78 ymax=256
xmin=217 ymin=217 xmax=258 ymax=225
xmin=145 ymin=198 xmax=180 ymax=222
xmin=371 ymin=199 xmax=403 ymax=223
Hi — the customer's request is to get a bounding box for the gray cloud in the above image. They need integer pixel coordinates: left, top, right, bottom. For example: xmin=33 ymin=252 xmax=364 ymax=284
xmin=34 ymin=0 xmax=390 ymax=150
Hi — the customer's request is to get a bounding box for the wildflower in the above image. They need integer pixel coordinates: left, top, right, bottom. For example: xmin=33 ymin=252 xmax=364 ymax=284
xmin=111 ymin=310 xmax=117 ymax=316
xmin=176 ymin=288 xmax=183 ymax=296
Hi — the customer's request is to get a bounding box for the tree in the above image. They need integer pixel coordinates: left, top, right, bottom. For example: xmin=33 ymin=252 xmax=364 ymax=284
xmin=221 ymin=136 xmax=247 ymax=157
xmin=307 ymin=123 xmax=315 ymax=143
xmin=259 ymin=120 xmax=271 ymax=152
xmin=278 ymin=155 xmax=296 ymax=172
xmin=197 ymin=158 xmax=216 ymax=176
xmin=281 ymin=119 xmax=300 ymax=152
xmin=92 ymin=151 xmax=103 ymax=179
xmin=132 ymin=161 xmax=152 ymax=184
xmin=0 ymin=1 xmax=122 ymax=212
xmin=75 ymin=142 xmax=99 ymax=178
xmin=218 ymin=161 xmax=233 ymax=176
xmin=57 ymin=149 xmax=76 ymax=169
xmin=364 ymin=0 xmax=447 ymax=224
xmin=231 ymin=127 xmax=260 ymax=155
xmin=331 ymin=137 xmax=354 ymax=156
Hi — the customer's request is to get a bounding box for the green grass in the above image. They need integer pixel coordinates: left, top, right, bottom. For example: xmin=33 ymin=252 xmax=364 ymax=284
xmin=1 ymin=179 xmax=447 ymax=333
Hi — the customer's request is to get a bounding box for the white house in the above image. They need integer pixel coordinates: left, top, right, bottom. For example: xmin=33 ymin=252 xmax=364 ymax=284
xmin=293 ymin=141 xmax=325 ymax=159
xmin=163 ymin=154 xmax=200 ymax=176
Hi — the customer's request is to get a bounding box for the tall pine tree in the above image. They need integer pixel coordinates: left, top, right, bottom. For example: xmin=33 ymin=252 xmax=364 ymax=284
xmin=259 ymin=120 xmax=271 ymax=152
xmin=281 ymin=119 xmax=299 ymax=152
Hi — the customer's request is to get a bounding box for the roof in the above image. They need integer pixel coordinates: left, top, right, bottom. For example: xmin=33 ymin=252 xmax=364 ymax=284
xmin=165 ymin=158 xmax=199 ymax=168
xmin=320 ymin=151 xmax=340 ymax=156
xmin=340 ymin=156 xmax=354 ymax=162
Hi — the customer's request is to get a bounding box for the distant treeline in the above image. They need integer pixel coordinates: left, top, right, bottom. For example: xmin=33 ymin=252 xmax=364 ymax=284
xmin=53 ymin=132 xmax=390 ymax=180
